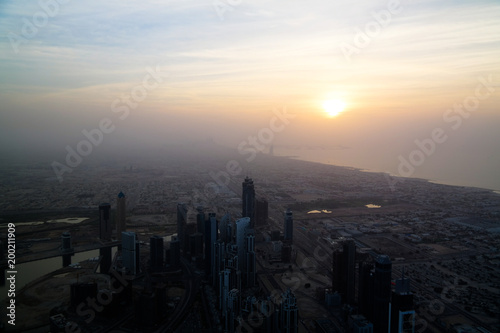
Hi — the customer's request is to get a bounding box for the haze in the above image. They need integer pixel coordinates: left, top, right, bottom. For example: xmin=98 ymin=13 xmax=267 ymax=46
xmin=0 ymin=0 xmax=499 ymax=190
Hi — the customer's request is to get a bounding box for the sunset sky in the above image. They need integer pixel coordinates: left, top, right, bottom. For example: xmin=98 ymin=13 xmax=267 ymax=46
xmin=1 ymin=0 xmax=499 ymax=189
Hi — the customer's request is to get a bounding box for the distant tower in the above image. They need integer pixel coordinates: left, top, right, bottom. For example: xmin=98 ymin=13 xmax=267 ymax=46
xmin=284 ymin=209 xmax=293 ymax=243
xmin=116 ymin=192 xmax=126 ymax=240
xmin=150 ymin=236 xmax=164 ymax=272
xmin=219 ymin=213 xmax=232 ymax=244
xmin=170 ymin=236 xmax=181 ymax=270
xmin=61 ymin=232 xmax=73 ymax=267
xmin=373 ymin=255 xmax=392 ymax=333
xmin=280 ymin=289 xmax=298 ymax=333
xmin=196 ymin=206 xmax=205 ymax=234
xmin=205 ymin=212 xmax=218 ymax=279
xmin=122 ymin=231 xmax=137 ymax=275
xmin=242 ymin=177 xmax=256 ymax=227
xmin=99 ymin=203 xmax=112 ymax=241
xmin=390 ymin=269 xmax=415 ymax=333
xmin=255 ymin=197 xmax=269 ymax=227
xmin=235 ymin=217 xmax=250 ymax=277
xmin=332 ymin=239 xmax=356 ymax=304
xmin=246 ymin=233 xmax=256 ymax=287
xmin=177 ymin=203 xmax=188 ymax=253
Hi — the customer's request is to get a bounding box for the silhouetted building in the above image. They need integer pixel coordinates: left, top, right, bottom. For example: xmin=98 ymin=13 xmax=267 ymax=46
xmin=332 ymin=239 xmax=356 ymax=304
xmin=205 ymin=212 xmax=218 ymax=281
xmin=359 ymin=262 xmax=375 ymax=320
xmin=236 ymin=217 xmax=250 ymax=278
xmin=245 ymin=233 xmax=256 ymax=287
xmin=122 ymin=231 xmax=137 ymax=275
xmin=170 ymin=236 xmax=181 ymax=270
xmin=373 ymin=255 xmax=392 ymax=333
xmin=219 ymin=213 xmax=232 ymax=244
xmin=177 ymin=203 xmax=188 ymax=253
xmin=99 ymin=203 xmax=112 ymax=241
xmin=284 ymin=208 xmax=293 ymax=243
xmin=282 ymin=244 xmax=292 ymax=263
xmin=242 ymin=177 xmax=256 ymax=227
xmin=196 ymin=206 xmax=205 ymax=234
xmin=255 ymin=197 xmax=268 ymax=227
xmin=189 ymin=232 xmax=203 ymax=258
xmin=390 ymin=270 xmax=415 ymax=333
xmin=116 ymin=192 xmax=126 ymax=240
xmin=280 ymin=289 xmax=298 ymax=333
xmin=100 ymin=246 xmax=112 ymax=274
xmin=150 ymin=235 xmax=164 ymax=271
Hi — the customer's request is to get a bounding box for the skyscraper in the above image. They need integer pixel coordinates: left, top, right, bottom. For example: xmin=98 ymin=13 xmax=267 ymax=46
xmin=332 ymin=239 xmax=356 ymax=304
xmin=245 ymin=233 xmax=256 ymax=287
xmin=99 ymin=203 xmax=112 ymax=241
xmin=122 ymin=231 xmax=137 ymax=275
xmin=116 ymin=192 xmax=126 ymax=240
xmin=150 ymin=235 xmax=164 ymax=272
xmin=196 ymin=206 xmax=205 ymax=234
xmin=177 ymin=203 xmax=188 ymax=253
xmin=170 ymin=236 xmax=181 ymax=270
xmin=255 ymin=197 xmax=268 ymax=227
xmin=284 ymin=208 xmax=293 ymax=243
xmin=390 ymin=270 xmax=415 ymax=333
xmin=235 ymin=217 xmax=250 ymax=276
xmin=242 ymin=177 xmax=255 ymax=227
xmin=280 ymin=289 xmax=298 ymax=333
xmin=374 ymin=255 xmax=392 ymax=333
xmin=205 ymin=212 xmax=218 ymax=279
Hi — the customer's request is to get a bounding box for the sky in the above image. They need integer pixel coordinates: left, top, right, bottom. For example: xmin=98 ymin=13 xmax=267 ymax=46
xmin=0 ymin=0 xmax=499 ymax=189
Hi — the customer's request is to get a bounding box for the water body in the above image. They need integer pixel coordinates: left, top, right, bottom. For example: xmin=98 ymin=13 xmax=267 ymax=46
xmin=1 ymin=248 xmax=115 ymax=301
xmin=274 ymin=146 xmax=500 ymax=191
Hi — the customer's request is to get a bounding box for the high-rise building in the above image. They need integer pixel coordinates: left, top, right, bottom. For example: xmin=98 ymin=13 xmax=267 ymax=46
xmin=196 ymin=206 xmax=205 ymax=234
xmin=390 ymin=270 xmax=415 ymax=333
xmin=373 ymin=255 xmax=392 ymax=333
xmin=177 ymin=203 xmax=188 ymax=253
xmin=242 ymin=177 xmax=255 ymax=227
xmin=245 ymin=233 xmax=256 ymax=287
xmin=150 ymin=235 xmax=164 ymax=271
xmin=116 ymin=192 xmax=126 ymax=240
xmin=284 ymin=209 xmax=293 ymax=243
xmin=219 ymin=213 xmax=232 ymax=244
xmin=122 ymin=231 xmax=137 ymax=275
xmin=280 ymin=289 xmax=298 ymax=333
xmin=359 ymin=262 xmax=375 ymax=320
xmin=205 ymin=212 xmax=218 ymax=279
xmin=170 ymin=236 xmax=181 ymax=270
xmin=99 ymin=203 xmax=112 ymax=241
xmin=332 ymin=239 xmax=356 ymax=304
xmin=255 ymin=197 xmax=268 ymax=227
xmin=235 ymin=217 xmax=250 ymax=276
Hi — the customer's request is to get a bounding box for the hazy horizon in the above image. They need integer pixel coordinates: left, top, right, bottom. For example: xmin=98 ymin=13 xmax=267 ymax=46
xmin=1 ymin=0 xmax=499 ymax=191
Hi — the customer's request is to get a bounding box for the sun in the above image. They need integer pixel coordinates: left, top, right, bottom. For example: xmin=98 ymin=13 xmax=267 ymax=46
xmin=322 ymin=99 xmax=346 ymax=117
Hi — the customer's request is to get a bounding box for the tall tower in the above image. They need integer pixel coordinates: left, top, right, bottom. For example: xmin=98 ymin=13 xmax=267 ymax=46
xmin=255 ymin=197 xmax=269 ymax=227
xmin=390 ymin=269 xmax=415 ymax=333
xmin=235 ymin=217 xmax=250 ymax=277
xmin=332 ymin=239 xmax=356 ymax=304
xmin=177 ymin=203 xmax=188 ymax=253
xmin=242 ymin=177 xmax=255 ymax=227
xmin=284 ymin=209 xmax=293 ymax=243
xmin=150 ymin=235 xmax=164 ymax=272
xmin=205 ymin=212 xmax=218 ymax=279
xmin=280 ymin=289 xmax=298 ymax=333
xmin=374 ymin=255 xmax=392 ymax=333
xmin=170 ymin=236 xmax=181 ymax=270
xmin=122 ymin=231 xmax=137 ymax=275
xmin=196 ymin=206 xmax=205 ymax=234
xmin=245 ymin=233 xmax=256 ymax=287
xmin=116 ymin=192 xmax=126 ymax=240
xmin=99 ymin=203 xmax=112 ymax=241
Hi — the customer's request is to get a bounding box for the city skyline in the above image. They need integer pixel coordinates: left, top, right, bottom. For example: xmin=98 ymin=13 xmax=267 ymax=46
xmin=0 ymin=0 xmax=499 ymax=190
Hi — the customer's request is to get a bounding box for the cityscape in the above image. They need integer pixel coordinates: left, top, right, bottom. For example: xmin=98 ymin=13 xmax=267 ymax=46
xmin=0 ymin=145 xmax=499 ymax=332
xmin=1 ymin=1 xmax=499 ymax=332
